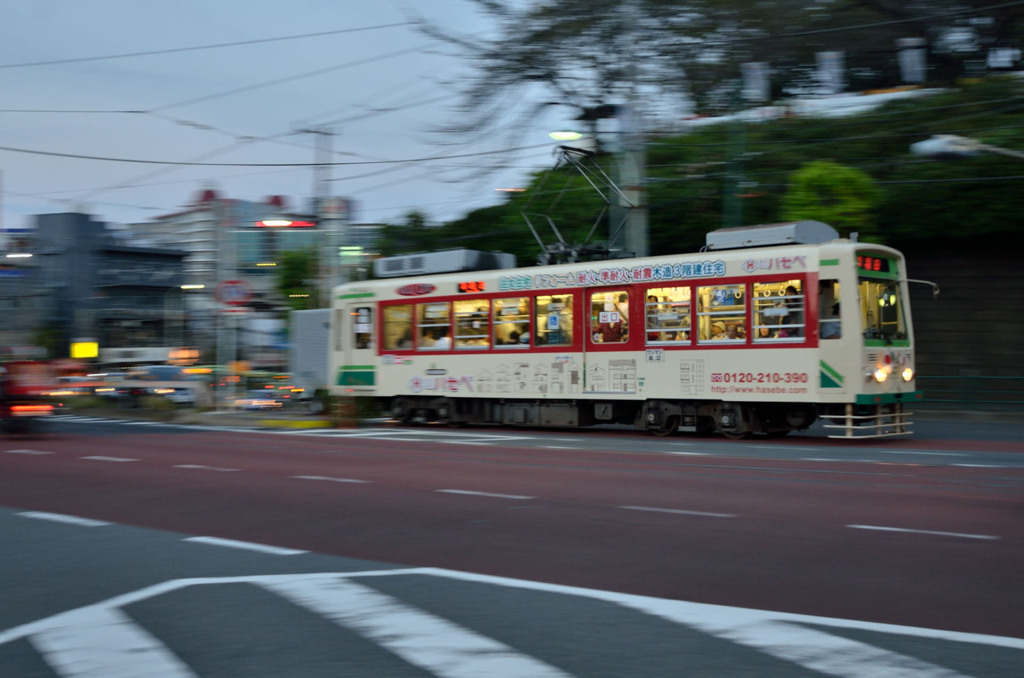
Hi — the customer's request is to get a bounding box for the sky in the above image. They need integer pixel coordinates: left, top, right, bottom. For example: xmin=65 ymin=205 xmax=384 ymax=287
xmin=0 ymin=0 xmax=569 ymax=232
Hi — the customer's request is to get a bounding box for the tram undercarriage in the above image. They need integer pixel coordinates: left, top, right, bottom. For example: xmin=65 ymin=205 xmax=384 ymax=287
xmin=386 ymin=395 xmax=823 ymax=438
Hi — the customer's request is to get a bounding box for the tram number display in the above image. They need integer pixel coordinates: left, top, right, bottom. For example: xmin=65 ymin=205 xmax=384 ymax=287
xmin=856 ymin=255 xmax=891 ymax=273
xmin=711 ymin=372 xmax=809 ymax=384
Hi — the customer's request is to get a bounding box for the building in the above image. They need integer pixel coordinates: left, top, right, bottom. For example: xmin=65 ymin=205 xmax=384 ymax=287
xmin=131 ymin=190 xmax=380 ymax=369
xmin=11 ymin=213 xmax=188 ymax=365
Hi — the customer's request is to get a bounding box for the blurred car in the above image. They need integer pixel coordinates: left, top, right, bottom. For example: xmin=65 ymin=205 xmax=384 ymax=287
xmin=232 ymin=390 xmax=284 ymax=411
xmin=119 ymin=365 xmax=209 ymax=407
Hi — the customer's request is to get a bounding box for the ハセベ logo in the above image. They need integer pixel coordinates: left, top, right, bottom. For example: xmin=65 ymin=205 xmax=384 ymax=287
xmin=397 ymin=283 xmax=436 ymax=296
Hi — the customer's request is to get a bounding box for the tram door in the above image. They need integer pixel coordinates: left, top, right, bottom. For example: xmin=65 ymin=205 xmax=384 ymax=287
xmin=816 ymin=279 xmax=846 ymax=393
xmin=337 ymin=303 xmax=376 ymax=391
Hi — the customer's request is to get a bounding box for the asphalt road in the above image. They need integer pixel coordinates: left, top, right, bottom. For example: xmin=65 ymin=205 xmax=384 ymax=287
xmin=1 ymin=414 xmax=1022 ymax=677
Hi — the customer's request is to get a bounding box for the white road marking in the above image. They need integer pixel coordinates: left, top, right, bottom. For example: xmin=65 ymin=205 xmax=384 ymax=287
xmin=436 ymin=489 xmax=535 ymax=500
xmin=4 ymin=568 xmax=1021 ymax=677
xmin=80 ymin=456 xmax=137 ymax=463
xmin=847 ymin=524 xmax=999 ymax=540
xmin=17 ymin=512 xmax=110 ymax=527
xmin=4 ymin=449 xmax=53 ymax=455
xmin=183 ymin=536 xmax=307 ymax=555
xmin=263 ymin=575 xmax=573 ymax=678
xmin=291 ymin=475 xmax=371 ymax=484
xmin=881 ymin=450 xmax=968 ymax=457
xmin=29 ymin=607 xmax=197 ymax=678
xmin=953 ymin=463 xmax=1006 ymax=468
xmin=620 ymin=505 xmax=737 ymax=518
xmin=172 ymin=464 xmax=240 ymax=472
xmin=664 ymin=616 xmax=976 ymax=678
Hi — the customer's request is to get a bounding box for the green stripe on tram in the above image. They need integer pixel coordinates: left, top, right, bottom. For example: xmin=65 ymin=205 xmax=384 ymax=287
xmin=820 ymin=258 xmax=840 ymax=267
xmin=819 ymin=360 xmax=844 ymax=388
xmin=337 ymin=366 xmax=375 ymax=387
xmin=336 ymin=292 xmax=375 ymax=300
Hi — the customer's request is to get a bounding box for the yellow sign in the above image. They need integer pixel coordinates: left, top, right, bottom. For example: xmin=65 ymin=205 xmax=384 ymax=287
xmin=70 ymin=341 xmax=99 ymax=359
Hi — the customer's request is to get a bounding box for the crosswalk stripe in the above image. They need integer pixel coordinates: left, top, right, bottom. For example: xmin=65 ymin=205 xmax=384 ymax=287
xmin=29 ymin=607 xmax=197 ymax=678
xmin=689 ymin=618 xmax=974 ymax=678
xmin=262 ymin=575 xmax=573 ymax=678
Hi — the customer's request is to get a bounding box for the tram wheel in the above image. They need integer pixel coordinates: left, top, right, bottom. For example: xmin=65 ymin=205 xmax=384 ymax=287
xmin=719 ymin=429 xmax=752 ymax=440
xmin=649 ymin=416 xmax=679 ymax=437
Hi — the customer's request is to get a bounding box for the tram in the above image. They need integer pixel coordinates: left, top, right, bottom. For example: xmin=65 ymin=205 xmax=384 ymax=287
xmin=328 ymin=221 xmax=925 ymax=438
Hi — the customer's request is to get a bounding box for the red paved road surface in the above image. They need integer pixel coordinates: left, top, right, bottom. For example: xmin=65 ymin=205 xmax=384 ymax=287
xmin=3 ymin=429 xmax=1022 ymax=637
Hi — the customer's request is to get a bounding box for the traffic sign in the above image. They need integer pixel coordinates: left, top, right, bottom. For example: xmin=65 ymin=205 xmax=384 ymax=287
xmin=214 ymin=279 xmax=253 ymax=305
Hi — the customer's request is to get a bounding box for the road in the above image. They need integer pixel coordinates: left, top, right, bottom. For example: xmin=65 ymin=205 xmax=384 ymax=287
xmin=1 ymin=414 xmax=1022 ymax=676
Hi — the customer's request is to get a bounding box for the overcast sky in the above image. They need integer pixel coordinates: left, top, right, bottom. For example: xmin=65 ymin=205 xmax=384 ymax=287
xmin=1 ymin=0 xmax=568 ymax=232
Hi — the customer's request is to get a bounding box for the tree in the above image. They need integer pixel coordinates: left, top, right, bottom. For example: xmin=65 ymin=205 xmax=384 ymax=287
xmin=781 ymin=161 xmax=881 ymax=241
xmin=425 ymin=0 xmax=1024 ymax=145
xmin=276 ymin=249 xmax=318 ymax=311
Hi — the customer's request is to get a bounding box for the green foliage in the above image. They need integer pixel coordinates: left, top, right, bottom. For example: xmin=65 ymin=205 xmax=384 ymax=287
xmin=276 ymin=249 xmax=317 ymax=311
xmin=373 ymin=78 xmax=1024 ymax=261
xmin=781 ymin=161 xmax=881 ymax=240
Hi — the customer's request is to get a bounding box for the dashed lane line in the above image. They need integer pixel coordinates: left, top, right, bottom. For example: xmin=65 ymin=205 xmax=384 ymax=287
xmin=620 ymin=505 xmax=737 ymax=519
xmin=172 ymin=464 xmax=240 ymax=472
xmin=846 ymin=524 xmax=1000 ymax=540
xmin=436 ymin=489 xmax=535 ymax=500
xmin=291 ymin=475 xmax=371 ymax=484
xmin=4 ymin=449 xmax=53 ymax=455
xmin=80 ymin=456 xmax=138 ymax=463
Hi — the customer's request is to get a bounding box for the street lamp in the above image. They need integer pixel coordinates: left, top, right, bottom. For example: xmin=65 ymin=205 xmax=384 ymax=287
xmin=910 ymin=134 xmax=1024 ymax=161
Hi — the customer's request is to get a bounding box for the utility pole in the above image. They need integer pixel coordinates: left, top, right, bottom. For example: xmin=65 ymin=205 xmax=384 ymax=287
xmin=294 ymin=125 xmax=338 ymax=306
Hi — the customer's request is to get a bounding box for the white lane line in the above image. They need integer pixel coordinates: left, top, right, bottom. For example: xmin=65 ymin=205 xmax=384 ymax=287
xmin=881 ymin=450 xmax=968 ymax=457
xmin=80 ymin=456 xmax=138 ymax=463
xmin=184 ymin=536 xmax=307 ymax=555
xmin=292 ymin=475 xmax=371 ymax=484
xmin=620 ymin=505 xmax=737 ymax=518
xmin=665 ymin=451 xmax=710 ymax=456
xmin=4 ymin=449 xmax=53 ymax=455
xmin=29 ymin=606 xmax=198 ymax=678
xmin=847 ymin=524 xmax=999 ymax=541
xmin=173 ymin=464 xmax=240 ymax=472
xmin=262 ymin=575 xmax=573 ymax=678
xmin=18 ymin=512 xmax=110 ymax=527
xmin=436 ymin=489 xmax=535 ymax=500
xmin=540 ymin=445 xmax=575 ymax=450
xmin=449 ymin=441 xmax=495 ymax=446
xmin=953 ymin=463 xmax=1007 ymax=468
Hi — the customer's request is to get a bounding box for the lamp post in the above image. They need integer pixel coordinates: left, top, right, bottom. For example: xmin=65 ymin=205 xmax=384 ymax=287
xmin=910 ymin=134 xmax=1024 ymax=161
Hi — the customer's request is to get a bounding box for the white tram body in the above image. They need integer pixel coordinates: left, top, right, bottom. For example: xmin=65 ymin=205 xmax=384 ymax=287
xmin=329 ymin=221 xmax=922 ymax=438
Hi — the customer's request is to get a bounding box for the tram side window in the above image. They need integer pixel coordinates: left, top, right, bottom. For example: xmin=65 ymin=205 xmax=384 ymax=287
xmin=536 ymin=294 xmax=573 ymax=346
xmin=645 ymin=287 xmax=691 ymax=343
xmin=382 ymin=304 xmax=413 ymax=350
xmin=494 ymin=297 xmax=531 ymax=348
xmin=417 ymin=302 xmax=451 ymax=350
xmin=353 ymin=306 xmax=374 ymax=349
xmin=454 ymin=299 xmax=490 ymax=349
xmin=752 ymin=281 xmax=804 ymax=342
xmin=590 ymin=290 xmax=629 ymax=343
xmin=697 ymin=284 xmax=746 ymax=343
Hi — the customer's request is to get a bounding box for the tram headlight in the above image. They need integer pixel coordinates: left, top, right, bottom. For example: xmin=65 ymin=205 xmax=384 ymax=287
xmin=872 ymin=367 xmax=889 ymax=383
xmin=901 ymin=366 xmax=914 ymax=382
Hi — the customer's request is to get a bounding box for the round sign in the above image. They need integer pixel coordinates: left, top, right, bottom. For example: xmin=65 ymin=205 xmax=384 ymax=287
xmin=215 ymin=279 xmax=253 ymax=305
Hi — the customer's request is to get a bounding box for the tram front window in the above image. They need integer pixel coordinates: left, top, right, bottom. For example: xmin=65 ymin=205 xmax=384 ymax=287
xmin=859 ymin=278 xmax=906 ymax=341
